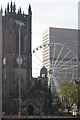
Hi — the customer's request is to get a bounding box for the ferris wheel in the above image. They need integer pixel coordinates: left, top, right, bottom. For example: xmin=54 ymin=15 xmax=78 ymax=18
xmin=32 ymin=43 xmax=79 ymax=90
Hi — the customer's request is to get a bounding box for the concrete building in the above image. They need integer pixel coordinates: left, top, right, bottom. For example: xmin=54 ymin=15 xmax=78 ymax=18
xmin=43 ymin=27 xmax=78 ymax=82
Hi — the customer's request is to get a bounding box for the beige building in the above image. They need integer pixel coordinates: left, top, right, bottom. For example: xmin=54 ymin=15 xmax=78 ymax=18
xmin=43 ymin=27 xmax=78 ymax=83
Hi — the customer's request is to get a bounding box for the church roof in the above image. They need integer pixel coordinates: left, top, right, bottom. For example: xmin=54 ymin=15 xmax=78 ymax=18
xmin=40 ymin=66 xmax=47 ymax=74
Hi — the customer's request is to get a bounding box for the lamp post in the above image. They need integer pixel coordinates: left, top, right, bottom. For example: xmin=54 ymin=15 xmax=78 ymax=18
xmin=15 ymin=20 xmax=25 ymax=118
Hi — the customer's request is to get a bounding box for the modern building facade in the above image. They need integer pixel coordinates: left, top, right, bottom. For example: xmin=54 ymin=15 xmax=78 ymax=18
xmin=43 ymin=27 xmax=78 ymax=82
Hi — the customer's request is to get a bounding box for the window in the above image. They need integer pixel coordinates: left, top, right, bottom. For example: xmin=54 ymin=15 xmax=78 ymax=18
xmin=42 ymin=74 xmax=45 ymax=77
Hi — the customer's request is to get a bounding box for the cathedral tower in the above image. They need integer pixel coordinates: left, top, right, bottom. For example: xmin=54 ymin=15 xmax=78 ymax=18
xmin=1 ymin=2 xmax=32 ymax=115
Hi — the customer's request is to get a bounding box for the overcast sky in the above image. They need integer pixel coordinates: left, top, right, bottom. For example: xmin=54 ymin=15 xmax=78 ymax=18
xmin=0 ymin=0 xmax=79 ymax=50
xmin=0 ymin=0 xmax=79 ymax=77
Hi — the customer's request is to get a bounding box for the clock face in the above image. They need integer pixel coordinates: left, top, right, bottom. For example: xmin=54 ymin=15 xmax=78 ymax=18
xmin=3 ymin=58 xmax=6 ymax=65
xmin=16 ymin=57 xmax=23 ymax=64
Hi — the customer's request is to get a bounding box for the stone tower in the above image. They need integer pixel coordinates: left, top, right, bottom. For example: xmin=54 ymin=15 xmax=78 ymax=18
xmin=1 ymin=2 xmax=32 ymax=115
xmin=0 ymin=10 xmax=2 ymax=118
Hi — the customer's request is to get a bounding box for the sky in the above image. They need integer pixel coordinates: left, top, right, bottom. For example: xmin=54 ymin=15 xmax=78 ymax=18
xmin=0 ymin=0 xmax=79 ymax=49
xmin=0 ymin=0 xmax=79 ymax=77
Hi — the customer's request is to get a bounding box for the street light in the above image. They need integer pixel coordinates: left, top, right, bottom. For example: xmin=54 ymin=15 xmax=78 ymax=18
xmin=15 ymin=20 xmax=25 ymax=118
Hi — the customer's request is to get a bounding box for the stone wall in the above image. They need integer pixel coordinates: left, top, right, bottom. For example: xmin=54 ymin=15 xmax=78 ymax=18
xmin=0 ymin=10 xmax=2 ymax=118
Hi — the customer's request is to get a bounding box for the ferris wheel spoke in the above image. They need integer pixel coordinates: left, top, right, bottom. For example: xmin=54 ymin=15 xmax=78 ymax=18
xmin=56 ymin=50 xmax=71 ymax=67
xmin=56 ymin=57 xmax=76 ymax=70
xmin=32 ymin=43 xmax=78 ymax=82
xmin=52 ymin=44 xmax=56 ymax=65
xmin=33 ymin=61 xmax=42 ymax=67
xmin=33 ymin=68 xmax=41 ymax=70
xmin=39 ymin=45 xmax=43 ymax=54
xmin=54 ymin=45 xmax=64 ymax=67
xmin=56 ymin=64 xmax=78 ymax=72
xmin=32 ymin=73 xmax=40 ymax=75
xmin=52 ymin=76 xmax=58 ymax=86
xmin=71 ymin=71 xmax=74 ymax=80
xmin=54 ymin=74 xmax=62 ymax=81
xmin=33 ymin=53 xmax=43 ymax=64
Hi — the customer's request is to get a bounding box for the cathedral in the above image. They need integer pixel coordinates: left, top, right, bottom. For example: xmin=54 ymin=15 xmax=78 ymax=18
xmin=1 ymin=2 xmax=52 ymax=116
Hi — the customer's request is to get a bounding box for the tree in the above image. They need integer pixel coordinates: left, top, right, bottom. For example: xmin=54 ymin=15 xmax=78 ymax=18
xmin=58 ymin=80 xmax=78 ymax=113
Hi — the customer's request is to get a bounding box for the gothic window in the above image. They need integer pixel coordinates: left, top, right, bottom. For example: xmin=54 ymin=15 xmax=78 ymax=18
xmin=42 ymin=74 xmax=45 ymax=78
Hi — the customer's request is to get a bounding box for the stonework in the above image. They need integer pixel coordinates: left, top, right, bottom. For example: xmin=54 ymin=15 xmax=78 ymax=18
xmin=1 ymin=2 xmax=51 ymax=116
xmin=0 ymin=10 xmax=2 ymax=118
xmin=2 ymin=2 xmax=32 ymax=115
